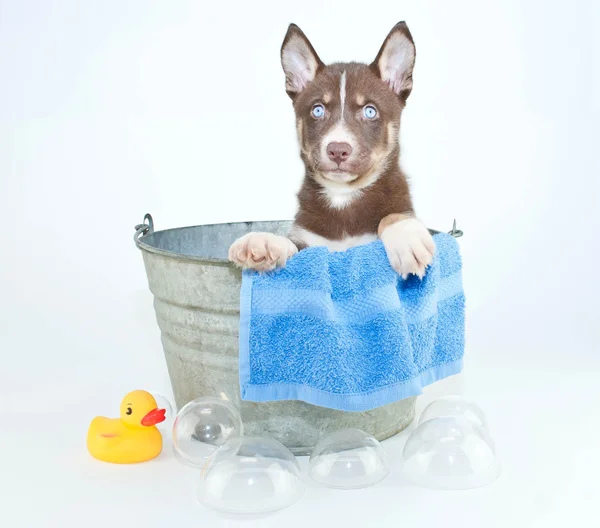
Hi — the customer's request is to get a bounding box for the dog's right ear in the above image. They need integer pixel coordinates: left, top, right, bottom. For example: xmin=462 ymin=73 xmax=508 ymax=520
xmin=370 ymin=22 xmax=416 ymax=102
xmin=280 ymin=24 xmax=324 ymax=99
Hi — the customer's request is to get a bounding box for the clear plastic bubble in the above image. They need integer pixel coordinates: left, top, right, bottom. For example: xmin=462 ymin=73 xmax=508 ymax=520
xmin=148 ymin=391 xmax=174 ymax=433
xmin=402 ymin=416 xmax=500 ymax=490
xmin=309 ymin=428 xmax=389 ymax=489
xmin=197 ymin=436 xmax=304 ymax=515
xmin=172 ymin=397 xmax=243 ymax=468
xmin=419 ymin=395 xmax=488 ymax=430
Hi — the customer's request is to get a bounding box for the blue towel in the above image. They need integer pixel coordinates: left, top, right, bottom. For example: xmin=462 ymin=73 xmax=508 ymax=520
xmin=238 ymin=232 xmax=465 ymax=412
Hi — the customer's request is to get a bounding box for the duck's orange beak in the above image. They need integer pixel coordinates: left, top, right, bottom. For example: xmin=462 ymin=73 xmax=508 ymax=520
xmin=141 ymin=408 xmax=166 ymax=426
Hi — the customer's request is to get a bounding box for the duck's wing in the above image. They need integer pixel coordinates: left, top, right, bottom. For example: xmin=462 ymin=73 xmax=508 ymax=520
xmin=88 ymin=417 xmax=123 ymax=439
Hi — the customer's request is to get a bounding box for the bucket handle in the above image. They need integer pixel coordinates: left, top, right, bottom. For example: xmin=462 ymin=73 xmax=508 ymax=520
xmin=448 ymin=219 xmax=463 ymax=238
xmin=134 ymin=213 xmax=154 ymax=243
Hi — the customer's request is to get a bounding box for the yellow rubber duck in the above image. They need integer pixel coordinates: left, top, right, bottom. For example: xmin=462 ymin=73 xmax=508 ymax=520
xmin=86 ymin=390 xmax=166 ymax=464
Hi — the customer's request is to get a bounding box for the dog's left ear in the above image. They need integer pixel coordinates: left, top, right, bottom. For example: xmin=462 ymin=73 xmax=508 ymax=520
xmin=281 ymin=24 xmax=324 ymax=99
xmin=370 ymin=22 xmax=416 ymax=101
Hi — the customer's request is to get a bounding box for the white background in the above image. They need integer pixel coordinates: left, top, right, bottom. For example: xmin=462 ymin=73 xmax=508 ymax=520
xmin=1 ymin=0 xmax=599 ymax=526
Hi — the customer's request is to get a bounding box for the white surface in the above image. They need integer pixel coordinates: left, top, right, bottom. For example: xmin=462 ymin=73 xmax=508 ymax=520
xmin=1 ymin=1 xmax=599 ymax=526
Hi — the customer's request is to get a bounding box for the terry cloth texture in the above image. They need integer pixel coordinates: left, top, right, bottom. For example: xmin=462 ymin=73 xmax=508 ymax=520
xmin=238 ymin=232 xmax=465 ymax=412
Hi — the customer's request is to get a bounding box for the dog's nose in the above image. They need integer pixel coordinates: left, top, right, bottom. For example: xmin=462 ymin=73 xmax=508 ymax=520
xmin=326 ymin=142 xmax=353 ymax=165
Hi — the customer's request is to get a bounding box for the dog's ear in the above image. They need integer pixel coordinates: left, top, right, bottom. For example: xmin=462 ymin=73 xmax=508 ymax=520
xmin=370 ymin=22 xmax=416 ymax=101
xmin=281 ymin=24 xmax=324 ymax=99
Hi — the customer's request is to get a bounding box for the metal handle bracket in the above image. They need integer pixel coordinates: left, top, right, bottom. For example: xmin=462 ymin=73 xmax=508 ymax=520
xmin=134 ymin=213 xmax=154 ymax=243
xmin=448 ymin=219 xmax=463 ymax=238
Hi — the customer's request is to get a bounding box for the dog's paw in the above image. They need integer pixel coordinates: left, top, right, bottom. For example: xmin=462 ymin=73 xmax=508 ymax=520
xmin=379 ymin=218 xmax=436 ymax=279
xmin=228 ymin=232 xmax=298 ymax=272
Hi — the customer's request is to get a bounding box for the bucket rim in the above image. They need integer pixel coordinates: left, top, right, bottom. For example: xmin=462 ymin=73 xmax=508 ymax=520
xmin=134 ymin=217 xmax=294 ymax=265
xmin=133 ymin=214 xmax=462 ymax=265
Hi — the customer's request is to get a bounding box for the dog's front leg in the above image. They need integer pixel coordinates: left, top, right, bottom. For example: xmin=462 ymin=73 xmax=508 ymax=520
xmin=378 ymin=214 xmax=436 ymax=279
xmin=228 ymin=232 xmax=298 ymax=272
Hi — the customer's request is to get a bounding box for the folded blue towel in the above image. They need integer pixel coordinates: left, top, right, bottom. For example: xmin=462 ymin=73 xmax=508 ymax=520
xmin=238 ymin=232 xmax=465 ymax=412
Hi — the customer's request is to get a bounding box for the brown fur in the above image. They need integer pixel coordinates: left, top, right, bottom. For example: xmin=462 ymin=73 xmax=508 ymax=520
xmin=228 ymin=22 xmax=433 ymax=277
xmin=282 ymin=24 xmax=417 ymax=247
xmin=294 ymin=170 xmax=413 ymax=245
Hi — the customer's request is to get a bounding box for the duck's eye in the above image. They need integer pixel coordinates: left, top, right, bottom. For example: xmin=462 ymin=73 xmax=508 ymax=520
xmin=311 ymin=104 xmax=325 ymax=118
xmin=126 ymin=407 xmax=132 ymax=415
xmin=363 ymin=105 xmax=378 ymax=119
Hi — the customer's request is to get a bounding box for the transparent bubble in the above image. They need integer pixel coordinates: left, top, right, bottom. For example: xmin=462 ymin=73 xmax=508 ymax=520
xmin=197 ymin=436 xmax=304 ymax=515
xmin=419 ymin=396 xmax=488 ymax=430
xmin=402 ymin=416 xmax=500 ymax=489
xmin=172 ymin=397 xmax=243 ymax=468
xmin=147 ymin=391 xmax=174 ymax=433
xmin=309 ymin=428 xmax=389 ymax=489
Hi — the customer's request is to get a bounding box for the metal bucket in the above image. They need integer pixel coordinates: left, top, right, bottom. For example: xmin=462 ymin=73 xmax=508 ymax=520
xmin=134 ymin=214 xmax=419 ymax=455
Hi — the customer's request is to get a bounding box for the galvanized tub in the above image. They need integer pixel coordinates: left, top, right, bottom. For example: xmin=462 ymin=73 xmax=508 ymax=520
xmin=134 ymin=214 xmax=417 ymax=455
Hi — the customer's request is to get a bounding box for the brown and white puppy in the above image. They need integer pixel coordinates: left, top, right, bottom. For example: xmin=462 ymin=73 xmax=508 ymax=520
xmin=228 ymin=22 xmax=435 ymax=279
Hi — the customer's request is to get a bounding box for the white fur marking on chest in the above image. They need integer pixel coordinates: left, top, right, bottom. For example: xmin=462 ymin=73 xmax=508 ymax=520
xmin=291 ymin=227 xmax=377 ymax=252
xmin=340 ymin=71 xmax=346 ymax=113
xmin=321 ymin=186 xmax=362 ymax=209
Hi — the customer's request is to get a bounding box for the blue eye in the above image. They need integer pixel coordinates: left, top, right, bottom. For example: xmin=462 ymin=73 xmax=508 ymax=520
xmin=311 ymin=104 xmax=325 ymax=118
xmin=363 ymin=105 xmax=378 ymax=119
